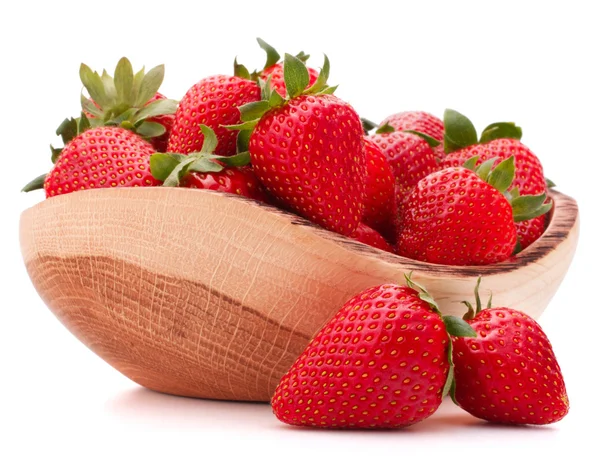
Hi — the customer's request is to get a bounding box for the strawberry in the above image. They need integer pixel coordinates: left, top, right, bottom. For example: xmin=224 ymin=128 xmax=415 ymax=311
xmin=366 ymin=126 xmax=439 ymax=205
xmin=42 ymin=125 xmax=159 ymax=198
xmin=440 ymin=109 xmax=549 ymax=249
xmin=166 ymin=75 xmax=261 ymax=157
xmin=234 ymin=54 xmax=366 ymax=235
xmin=361 ymin=138 xmax=397 ymax=241
xmin=381 ymin=111 xmax=444 ymax=142
xmin=349 ymin=223 xmax=394 ymax=253
xmin=234 ymin=38 xmax=318 ymax=98
xmin=272 ymin=277 xmax=476 ymax=428
xmin=451 ymin=279 xmax=569 ymax=425
xmin=396 ymin=157 xmax=552 ymax=265
xmin=516 ymin=214 xmax=548 ymax=250
xmin=150 ymin=125 xmax=267 ymax=202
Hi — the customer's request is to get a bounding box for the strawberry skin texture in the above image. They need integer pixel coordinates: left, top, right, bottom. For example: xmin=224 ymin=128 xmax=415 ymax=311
xmin=180 ymin=166 xmax=268 ymax=203
xmin=260 ymin=63 xmax=319 ymax=97
xmin=397 ymin=167 xmax=517 ymax=265
xmin=362 ymin=138 xmax=397 ymax=240
xmin=349 ymin=223 xmax=394 ymax=253
xmin=272 ymin=284 xmax=450 ymax=428
xmin=367 ymin=131 xmax=438 ymax=203
xmin=441 ymin=138 xmax=547 ymax=248
xmin=249 ymin=94 xmax=366 ymax=235
xmin=167 ymin=75 xmax=261 ymax=156
xmin=381 ymin=111 xmax=444 ymax=142
xmin=452 ymin=308 xmax=569 ymax=425
xmin=44 ymin=127 xmax=159 ymax=198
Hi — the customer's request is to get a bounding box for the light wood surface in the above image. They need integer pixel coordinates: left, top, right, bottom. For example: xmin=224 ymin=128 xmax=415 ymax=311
xmin=20 ymin=188 xmax=579 ymax=401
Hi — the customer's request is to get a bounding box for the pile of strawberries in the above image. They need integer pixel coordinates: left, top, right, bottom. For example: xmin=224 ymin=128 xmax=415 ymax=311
xmin=24 ymin=40 xmax=568 ymax=429
xmin=25 ymin=39 xmax=553 ymax=267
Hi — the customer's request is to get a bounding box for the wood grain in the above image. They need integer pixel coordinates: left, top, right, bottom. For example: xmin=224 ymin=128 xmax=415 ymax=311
xmin=20 ymin=188 xmax=579 ymax=401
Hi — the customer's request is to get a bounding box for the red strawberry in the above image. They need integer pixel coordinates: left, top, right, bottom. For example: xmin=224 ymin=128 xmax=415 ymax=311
xmin=167 ymin=75 xmax=261 ymax=157
xmin=349 ymin=223 xmax=394 ymax=253
xmin=440 ymin=110 xmax=548 ymax=249
xmin=242 ymin=55 xmax=366 ymax=235
xmin=451 ymin=279 xmax=568 ymax=425
xmin=272 ymin=278 xmax=476 ymax=428
xmin=235 ymin=38 xmax=319 ymax=97
xmin=181 ymin=166 xmax=268 ymax=203
xmin=367 ymin=128 xmax=438 ymax=205
xmin=361 ymin=138 xmax=397 ymax=241
xmin=396 ymin=158 xmax=551 ymax=265
xmin=43 ymin=126 xmax=159 ymax=198
xmin=381 ymin=111 xmax=444 ymax=142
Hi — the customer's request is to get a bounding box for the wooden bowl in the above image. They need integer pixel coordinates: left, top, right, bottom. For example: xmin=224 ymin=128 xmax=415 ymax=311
xmin=20 ymin=188 xmax=579 ymax=402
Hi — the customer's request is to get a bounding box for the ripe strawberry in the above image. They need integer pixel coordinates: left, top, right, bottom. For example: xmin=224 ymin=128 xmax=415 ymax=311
xmin=366 ymin=127 xmax=438 ymax=204
xmin=234 ymin=38 xmax=318 ymax=97
xmin=272 ymin=277 xmax=476 ymax=428
xmin=440 ymin=109 xmax=548 ymax=249
xmin=361 ymin=138 xmax=397 ymax=241
xmin=43 ymin=126 xmax=159 ymax=198
xmin=238 ymin=54 xmax=366 ymax=235
xmin=451 ymin=279 xmax=569 ymax=425
xmin=516 ymin=214 xmax=549 ymax=250
xmin=381 ymin=111 xmax=444 ymax=142
xmin=349 ymin=223 xmax=394 ymax=253
xmin=396 ymin=158 xmax=551 ymax=265
xmin=167 ymin=75 xmax=261 ymax=157
xmin=150 ymin=124 xmax=267 ymax=202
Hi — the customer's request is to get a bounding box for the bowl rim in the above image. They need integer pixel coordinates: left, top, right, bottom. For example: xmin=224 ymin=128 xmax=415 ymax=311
xmin=22 ymin=187 xmax=578 ymax=278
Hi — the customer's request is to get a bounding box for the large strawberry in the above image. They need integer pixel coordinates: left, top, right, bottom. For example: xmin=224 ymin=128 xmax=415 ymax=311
xmin=234 ymin=38 xmax=319 ymax=97
xmin=231 ymin=54 xmax=366 ymax=235
xmin=167 ymin=75 xmax=261 ymax=157
xmin=381 ymin=111 xmax=444 ymax=142
xmin=451 ymin=279 xmax=569 ymax=425
xmin=396 ymin=157 xmax=551 ymax=265
xmin=361 ymin=138 xmax=397 ymax=241
xmin=40 ymin=124 xmax=160 ymax=198
xmin=366 ymin=125 xmax=439 ymax=205
xmin=272 ymin=276 xmax=476 ymax=428
xmin=150 ymin=125 xmax=267 ymax=202
xmin=440 ymin=109 xmax=549 ymax=250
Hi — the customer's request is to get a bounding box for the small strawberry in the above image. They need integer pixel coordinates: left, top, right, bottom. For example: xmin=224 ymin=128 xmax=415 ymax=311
xmin=396 ymin=157 xmax=552 ymax=265
xmin=150 ymin=125 xmax=267 ymax=202
xmin=361 ymin=138 xmax=397 ymax=241
xmin=234 ymin=38 xmax=318 ymax=97
xmin=381 ymin=111 xmax=444 ymax=142
xmin=451 ymin=278 xmax=569 ymax=425
xmin=167 ymin=75 xmax=261 ymax=157
xmin=366 ymin=125 xmax=439 ymax=205
xmin=232 ymin=54 xmax=366 ymax=235
xmin=440 ymin=109 xmax=549 ymax=249
xmin=272 ymin=276 xmax=476 ymax=428
xmin=349 ymin=223 xmax=394 ymax=253
xmin=40 ymin=124 xmax=160 ymax=197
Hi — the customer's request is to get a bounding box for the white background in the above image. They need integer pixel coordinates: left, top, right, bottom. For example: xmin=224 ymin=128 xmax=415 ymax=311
xmin=1 ymin=1 xmax=598 ymax=463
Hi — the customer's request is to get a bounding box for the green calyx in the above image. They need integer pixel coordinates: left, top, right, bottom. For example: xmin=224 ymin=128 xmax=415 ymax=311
xmin=463 ymin=155 xmax=553 ymax=223
xmin=375 ymin=122 xmax=395 ymax=134
xmin=360 ymin=117 xmax=378 ymax=135
xmin=461 ymin=277 xmax=493 ymax=320
xmin=443 ymin=109 xmax=523 ymax=154
xmin=404 ymin=273 xmax=476 ymax=401
xmin=226 ymin=53 xmax=336 ymax=133
xmin=373 ymin=124 xmax=440 ymax=148
xmin=233 ymin=37 xmax=311 ymax=82
xmin=150 ymin=125 xmax=250 ymax=187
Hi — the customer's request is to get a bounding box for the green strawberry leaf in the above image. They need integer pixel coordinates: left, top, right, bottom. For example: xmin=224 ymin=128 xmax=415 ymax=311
xmin=474 ymin=157 xmax=497 ymax=182
xmin=189 ymin=157 xmax=224 ymax=173
xmin=546 ymin=177 xmax=556 ymax=189
xmin=80 ymin=94 xmax=102 ymax=118
xmin=306 ymin=54 xmax=330 ymax=94
xmin=217 ymin=151 xmax=251 ymax=167
xmin=512 ymin=237 xmax=523 ymax=256
xmin=163 ymin=156 xmax=197 ymax=187
xmin=443 ymin=109 xmax=478 ymax=154
xmin=50 ymin=145 xmax=62 ymax=163
xmin=295 ymin=51 xmax=310 ymax=63
xmin=473 ymin=277 xmax=482 ymax=314
xmin=237 ymin=130 xmax=251 ymax=153
xmin=257 ymin=37 xmax=281 ymax=70
xmin=132 ymin=66 xmax=146 ymax=103
xmin=199 ymin=124 xmax=219 ymax=154
xmin=461 ymin=300 xmax=476 ymax=321
xmin=240 ymin=100 xmax=272 ymax=122
xmin=136 ymin=121 xmax=166 ymax=138
xmin=480 ymin=122 xmax=523 ymax=143
xmin=101 ymin=69 xmax=117 ymax=107
xmin=405 ymin=130 xmax=441 ymax=148
xmin=234 ymin=57 xmax=252 ymax=80
xmin=486 ymin=156 xmax=515 ymax=193
xmin=442 ymin=315 xmax=477 ymax=338
xmin=132 ymin=99 xmax=178 ymax=124
xmin=114 ymin=57 xmax=134 ymax=107
xmin=77 ymin=112 xmax=91 ymax=134
xmin=361 ymin=118 xmax=377 ymax=134
xmin=22 ymin=173 xmax=47 ymax=192
xmin=442 ymin=341 xmax=455 ymax=399
xmin=150 ymin=153 xmax=182 ymax=182
xmin=512 ymin=194 xmax=553 ymax=222
xmin=56 ymin=117 xmax=79 ymax=145
xmin=283 ymin=53 xmax=310 ymax=99
xmin=376 ymin=122 xmax=395 ymax=134
xmin=463 ymin=155 xmax=479 ymax=172
xmin=135 ymin=64 xmax=165 ymax=107
xmin=80 ymin=63 xmax=110 ymax=109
